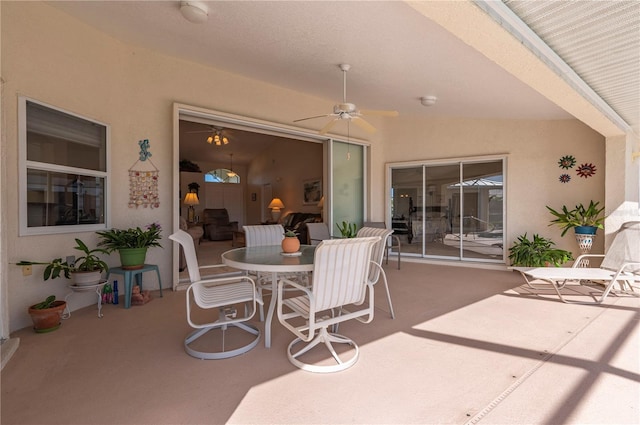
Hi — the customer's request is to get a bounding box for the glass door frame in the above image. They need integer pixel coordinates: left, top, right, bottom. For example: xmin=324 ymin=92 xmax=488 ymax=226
xmin=173 ymin=103 xmax=370 ymax=288
xmin=386 ymin=154 xmax=507 ymax=264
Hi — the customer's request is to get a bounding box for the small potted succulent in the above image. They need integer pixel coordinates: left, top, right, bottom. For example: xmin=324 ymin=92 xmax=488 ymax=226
xmin=282 ymin=230 xmax=300 ymax=253
xmin=96 ymin=222 xmax=162 ymax=269
xmin=337 ymin=221 xmax=357 ymax=238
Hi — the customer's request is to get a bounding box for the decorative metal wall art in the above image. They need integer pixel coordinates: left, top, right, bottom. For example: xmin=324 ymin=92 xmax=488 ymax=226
xmin=128 ymin=139 xmax=160 ymax=208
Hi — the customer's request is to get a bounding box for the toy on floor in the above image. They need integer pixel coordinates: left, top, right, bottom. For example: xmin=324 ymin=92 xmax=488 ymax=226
xmin=131 ymin=285 xmax=152 ymax=306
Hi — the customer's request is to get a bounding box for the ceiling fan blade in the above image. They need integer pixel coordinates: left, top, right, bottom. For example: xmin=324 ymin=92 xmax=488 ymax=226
xmin=319 ymin=119 xmax=338 ymax=135
xmin=359 ymin=109 xmax=399 ymax=117
xmin=352 ymin=116 xmax=377 ymax=133
xmin=293 ymin=114 xmax=332 ymax=123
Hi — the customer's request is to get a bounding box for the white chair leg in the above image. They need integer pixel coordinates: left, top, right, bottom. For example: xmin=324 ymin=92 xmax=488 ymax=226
xmin=287 ymin=327 xmax=360 ymax=373
xmin=379 ymin=269 xmax=395 ymax=319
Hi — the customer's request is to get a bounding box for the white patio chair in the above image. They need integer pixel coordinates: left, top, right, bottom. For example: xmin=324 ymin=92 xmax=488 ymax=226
xmin=364 ymin=221 xmax=401 ymax=269
xmin=306 ymin=222 xmax=333 ymax=245
xmin=357 ymin=226 xmax=396 ymax=318
xmin=277 ymin=236 xmax=380 ymax=373
xmin=243 ymin=224 xmax=308 ymax=320
xmin=516 ymin=221 xmax=640 ymax=304
xmin=169 ymin=230 xmax=262 ymax=359
xmin=243 ymin=224 xmax=285 ymax=247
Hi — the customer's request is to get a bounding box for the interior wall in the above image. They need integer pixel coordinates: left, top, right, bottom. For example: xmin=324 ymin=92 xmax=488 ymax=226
xmin=247 ymin=139 xmax=323 ymax=221
xmin=1 ymin=1 xmax=609 ymax=332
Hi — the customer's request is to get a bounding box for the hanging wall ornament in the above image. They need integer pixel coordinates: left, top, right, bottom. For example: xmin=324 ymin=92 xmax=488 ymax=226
xmin=559 ymin=174 xmax=571 ymax=183
xmin=128 ymin=139 xmax=160 ymax=209
xmin=558 ymin=155 xmax=576 ymax=169
xmin=576 ymin=163 xmax=596 ymax=178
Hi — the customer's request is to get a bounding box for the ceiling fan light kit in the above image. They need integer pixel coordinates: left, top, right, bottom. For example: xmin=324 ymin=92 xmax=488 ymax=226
xmin=294 ymin=63 xmax=398 ymax=135
xmin=180 ymin=1 xmax=208 ymax=24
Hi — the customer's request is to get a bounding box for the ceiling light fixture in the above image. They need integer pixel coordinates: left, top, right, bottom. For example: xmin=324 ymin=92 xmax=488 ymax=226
xmin=420 ymin=96 xmax=438 ymax=106
xmin=206 ymin=129 xmax=229 ymax=146
xmin=227 ymin=154 xmax=237 ymax=177
xmin=180 ymin=1 xmax=208 ymax=24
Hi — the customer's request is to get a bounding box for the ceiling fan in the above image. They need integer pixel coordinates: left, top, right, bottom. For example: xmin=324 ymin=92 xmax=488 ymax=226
xmin=294 ymin=64 xmax=398 ymax=135
xmin=187 ymin=125 xmax=231 ymax=145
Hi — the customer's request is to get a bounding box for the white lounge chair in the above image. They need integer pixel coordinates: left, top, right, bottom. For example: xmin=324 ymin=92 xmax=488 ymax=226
xmin=516 ymin=222 xmax=640 ymax=304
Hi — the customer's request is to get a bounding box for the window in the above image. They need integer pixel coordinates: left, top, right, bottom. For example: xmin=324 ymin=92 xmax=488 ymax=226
xmin=204 ymin=169 xmax=239 ymax=183
xmin=19 ymin=97 xmax=109 ymax=235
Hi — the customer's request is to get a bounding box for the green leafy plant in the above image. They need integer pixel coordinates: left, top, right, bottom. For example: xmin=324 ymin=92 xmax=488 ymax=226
xmin=337 ymin=221 xmax=357 ymax=238
xmin=96 ymin=222 xmax=162 ymax=251
xmin=546 ymin=200 xmax=606 ymax=236
xmin=17 ymin=239 xmax=109 ymax=280
xmin=284 ymin=230 xmax=298 ymax=238
xmin=32 ymin=295 xmax=57 ymax=310
xmin=508 ymin=233 xmax=573 ymax=267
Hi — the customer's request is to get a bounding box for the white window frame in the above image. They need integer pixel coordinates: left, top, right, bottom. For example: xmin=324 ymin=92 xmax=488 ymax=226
xmin=18 ymin=96 xmax=110 ymax=236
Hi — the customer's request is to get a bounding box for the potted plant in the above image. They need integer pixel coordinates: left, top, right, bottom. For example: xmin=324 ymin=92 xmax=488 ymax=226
xmin=337 ymin=221 xmax=357 ymax=238
xmin=282 ymin=230 xmax=300 ymax=253
xmin=96 ymin=222 xmax=162 ymax=270
xmin=17 ymin=238 xmax=109 ymax=286
xmin=546 ymin=200 xmax=606 ymax=236
xmin=27 ymin=295 xmax=67 ymax=333
xmin=508 ymin=233 xmax=573 ymax=267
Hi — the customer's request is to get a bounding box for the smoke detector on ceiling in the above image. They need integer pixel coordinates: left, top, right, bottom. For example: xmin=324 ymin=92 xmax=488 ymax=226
xmin=420 ymin=96 xmax=437 ymax=107
xmin=180 ymin=1 xmax=208 ymax=24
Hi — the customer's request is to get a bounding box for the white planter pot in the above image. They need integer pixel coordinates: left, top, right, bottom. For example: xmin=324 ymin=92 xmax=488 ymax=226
xmin=71 ymin=270 xmax=102 ymax=286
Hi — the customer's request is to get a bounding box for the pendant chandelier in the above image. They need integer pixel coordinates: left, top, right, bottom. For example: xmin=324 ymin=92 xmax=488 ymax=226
xmin=227 ymin=154 xmax=237 ymax=177
xmin=207 ymin=128 xmax=229 ymax=146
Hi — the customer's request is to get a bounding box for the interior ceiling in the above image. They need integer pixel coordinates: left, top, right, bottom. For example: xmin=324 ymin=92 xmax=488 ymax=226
xmin=48 ymin=1 xmax=639 ymax=164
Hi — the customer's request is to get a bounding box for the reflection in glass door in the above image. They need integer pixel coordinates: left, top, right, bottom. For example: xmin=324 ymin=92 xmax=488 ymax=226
xmin=390 ymin=159 xmax=504 ymax=263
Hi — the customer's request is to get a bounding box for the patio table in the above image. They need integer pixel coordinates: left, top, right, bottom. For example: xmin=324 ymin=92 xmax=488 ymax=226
xmin=221 ymin=244 xmax=316 ymax=348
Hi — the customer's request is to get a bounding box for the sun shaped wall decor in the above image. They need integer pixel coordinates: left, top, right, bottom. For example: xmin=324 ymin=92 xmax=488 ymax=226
xmin=559 ymin=174 xmax=571 ymax=183
xmin=576 ymin=163 xmax=597 ymax=178
xmin=558 ymin=155 xmax=576 ymax=169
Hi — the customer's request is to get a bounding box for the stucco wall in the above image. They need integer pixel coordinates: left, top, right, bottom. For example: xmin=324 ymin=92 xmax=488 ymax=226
xmin=2 ymin=2 xmax=606 ymax=332
xmin=373 ymin=116 xmax=606 ymax=255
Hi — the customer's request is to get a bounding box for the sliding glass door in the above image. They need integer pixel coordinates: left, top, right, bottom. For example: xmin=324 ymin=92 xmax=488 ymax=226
xmin=331 ymin=141 xmax=364 ymax=236
xmin=390 ymin=158 xmax=504 ymax=263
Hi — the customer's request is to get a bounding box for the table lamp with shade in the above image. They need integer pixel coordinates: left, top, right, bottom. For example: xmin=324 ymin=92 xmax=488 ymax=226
xmin=268 ymin=197 xmax=285 ymax=222
xmin=184 ymin=192 xmax=200 ymax=223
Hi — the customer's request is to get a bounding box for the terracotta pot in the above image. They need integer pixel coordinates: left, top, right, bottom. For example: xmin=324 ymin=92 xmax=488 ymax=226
xmin=28 ymin=301 xmax=66 ymax=333
xmin=281 ymin=236 xmax=300 ymax=253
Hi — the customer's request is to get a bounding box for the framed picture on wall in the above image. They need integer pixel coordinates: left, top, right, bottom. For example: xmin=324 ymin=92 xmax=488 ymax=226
xmin=303 ymin=179 xmax=322 ymax=205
